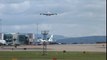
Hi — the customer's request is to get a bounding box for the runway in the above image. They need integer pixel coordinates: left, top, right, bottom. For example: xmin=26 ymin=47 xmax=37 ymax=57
xmin=0 ymin=44 xmax=106 ymax=52
xmin=48 ymin=44 xmax=106 ymax=52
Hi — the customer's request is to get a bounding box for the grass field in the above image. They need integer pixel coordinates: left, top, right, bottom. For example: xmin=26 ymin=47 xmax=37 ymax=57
xmin=0 ymin=51 xmax=106 ymax=60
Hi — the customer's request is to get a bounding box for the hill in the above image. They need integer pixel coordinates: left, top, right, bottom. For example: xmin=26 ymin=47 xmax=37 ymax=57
xmin=56 ymin=36 xmax=106 ymax=44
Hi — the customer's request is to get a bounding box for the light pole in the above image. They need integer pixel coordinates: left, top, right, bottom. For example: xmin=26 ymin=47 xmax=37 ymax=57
xmin=0 ymin=19 xmax=2 ymax=33
xmin=0 ymin=19 xmax=2 ymax=40
xmin=36 ymin=23 xmax=38 ymax=44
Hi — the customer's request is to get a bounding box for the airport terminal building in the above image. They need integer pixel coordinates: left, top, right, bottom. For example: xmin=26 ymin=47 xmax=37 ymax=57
xmin=0 ymin=33 xmax=35 ymax=45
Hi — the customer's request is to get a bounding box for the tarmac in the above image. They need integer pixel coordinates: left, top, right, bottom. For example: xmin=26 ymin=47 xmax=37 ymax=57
xmin=0 ymin=44 xmax=106 ymax=52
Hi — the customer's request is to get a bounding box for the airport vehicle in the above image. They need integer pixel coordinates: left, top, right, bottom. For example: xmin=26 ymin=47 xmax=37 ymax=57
xmin=40 ymin=12 xmax=57 ymax=16
xmin=0 ymin=40 xmax=6 ymax=45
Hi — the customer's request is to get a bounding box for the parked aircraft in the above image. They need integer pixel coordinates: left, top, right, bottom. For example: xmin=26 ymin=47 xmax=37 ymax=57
xmin=37 ymin=35 xmax=56 ymax=45
xmin=0 ymin=40 xmax=6 ymax=45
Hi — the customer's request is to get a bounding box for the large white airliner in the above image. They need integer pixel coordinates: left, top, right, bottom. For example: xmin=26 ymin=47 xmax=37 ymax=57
xmin=40 ymin=12 xmax=57 ymax=16
xmin=37 ymin=35 xmax=55 ymax=45
xmin=0 ymin=40 xmax=6 ymax=45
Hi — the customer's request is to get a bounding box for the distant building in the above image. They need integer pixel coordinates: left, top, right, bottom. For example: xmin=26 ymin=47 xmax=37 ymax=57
xmin=0 ymin=33 xmax=4 ymax=40
xmin=4 ymin=33 xmax=13 ymax=45
xmin=18 ymin=34 xmax=29 ymax=45
xmin=11 ymin=33 xmax=19 ymax=45
xmin=12 ymin=33 xmax=29 ymax=45
xmin=27 ymin=33 xmax=35 ymax=45
xmin=0 ymin=33 xmax=36 ymax=45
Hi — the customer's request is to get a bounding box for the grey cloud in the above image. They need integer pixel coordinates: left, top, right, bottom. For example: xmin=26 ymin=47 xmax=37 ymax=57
xmin=0 ymin=0 xmax=26 ymax=3
xmin=0 ymin=1 xmax=30 ymax=14
xmin=0 ymin=0 xmax=106 ymax=37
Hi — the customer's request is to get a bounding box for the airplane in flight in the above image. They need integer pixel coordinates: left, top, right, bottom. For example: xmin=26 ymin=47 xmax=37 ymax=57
xmin=0 ymin=40 xmax=6 ymax=46
xmin=40 ymin=12 xmax=57 ymax=16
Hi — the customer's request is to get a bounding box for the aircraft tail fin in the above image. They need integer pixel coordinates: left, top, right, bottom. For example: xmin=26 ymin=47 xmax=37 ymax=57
xmin=48 ymin=35 xmax=54 ymax=42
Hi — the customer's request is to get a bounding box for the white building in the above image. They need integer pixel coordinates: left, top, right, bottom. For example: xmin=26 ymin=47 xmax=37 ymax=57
xmin=0 ymin=33 xmax=4 ymax=40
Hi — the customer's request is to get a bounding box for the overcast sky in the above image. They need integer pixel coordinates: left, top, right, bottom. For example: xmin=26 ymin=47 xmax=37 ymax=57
xmin=0 ymin=0 xmax=106 ymax=37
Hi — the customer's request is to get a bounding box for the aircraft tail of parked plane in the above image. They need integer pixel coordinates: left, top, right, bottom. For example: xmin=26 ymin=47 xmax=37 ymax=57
xmin=48 ymin=35 xmax=54 ymax=42
xmin=37 ymin=35 xmax=55 ymax=45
